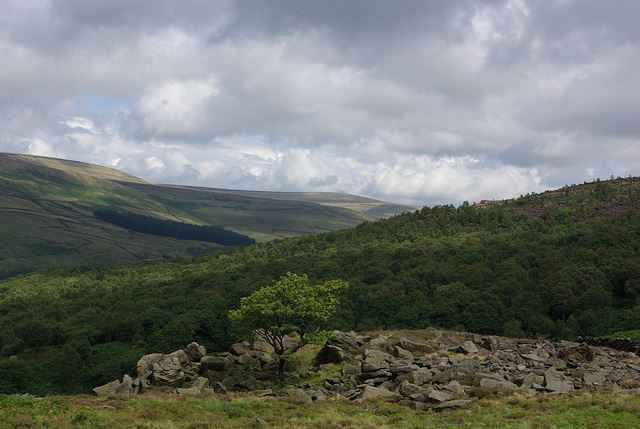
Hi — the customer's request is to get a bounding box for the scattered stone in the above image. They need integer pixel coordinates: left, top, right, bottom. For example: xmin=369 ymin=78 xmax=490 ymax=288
xmin=359 ymin=386 xmax=402 ymax=401
xmin=91 ymin=332 xmax=640 ymax=412
xmin=434 ymin=399 xmax=473 ymax=411
xmin=398 ymin=338 xmax=435 ymax=354
xmin=426 ymin=389 xmax=454 ymax=403
xmin=201 ymin=356 xmax=230 ymax=372
xmin=116 ymin=374 xmax=134 ymax=395
xmin=184 ymin=342 xmax=207 ymax=362
xmin=93 ymin=380 xmax=120 ymax=396
xmin=457 ymin=341 xmax=479 ymax=354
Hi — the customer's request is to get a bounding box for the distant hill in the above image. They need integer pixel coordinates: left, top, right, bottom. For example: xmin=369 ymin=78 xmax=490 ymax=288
xmin=0 ymin=152 xmax=416 ymax=275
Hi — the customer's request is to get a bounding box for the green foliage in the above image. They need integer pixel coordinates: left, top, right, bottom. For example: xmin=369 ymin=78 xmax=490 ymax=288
xmin=2 ymin=176 xmax=640 ymax=393
xmin=229 ymin=272 xmax=347 ymax=377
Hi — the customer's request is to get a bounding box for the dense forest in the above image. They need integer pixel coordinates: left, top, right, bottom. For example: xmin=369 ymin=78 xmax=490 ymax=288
xmin=2 ymin=177 xmax=640 ymax=395
xmin=93 ymin=209 xmax=256 ymax=246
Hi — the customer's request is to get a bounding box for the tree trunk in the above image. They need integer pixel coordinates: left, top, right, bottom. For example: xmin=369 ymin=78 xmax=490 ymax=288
xmin=278 ymin=356 xmax=286 ymax=380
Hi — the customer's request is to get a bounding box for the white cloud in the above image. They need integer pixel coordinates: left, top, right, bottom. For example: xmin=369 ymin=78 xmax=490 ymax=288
xmin=1 ymin=1 xmax=639 ymax=206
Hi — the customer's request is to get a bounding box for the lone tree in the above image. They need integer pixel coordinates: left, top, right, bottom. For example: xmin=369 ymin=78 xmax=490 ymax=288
xmin=228 ymin=272 xmax=348 ymax=379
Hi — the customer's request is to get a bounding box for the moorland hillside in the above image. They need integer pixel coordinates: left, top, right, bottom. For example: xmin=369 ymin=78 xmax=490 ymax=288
xmin=1 ymin=175 xmax=640 ymax=395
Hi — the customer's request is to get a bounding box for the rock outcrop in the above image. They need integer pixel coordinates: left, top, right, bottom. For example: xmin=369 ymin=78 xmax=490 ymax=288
xmin=93 ymin=331 xmax=640 ymax=412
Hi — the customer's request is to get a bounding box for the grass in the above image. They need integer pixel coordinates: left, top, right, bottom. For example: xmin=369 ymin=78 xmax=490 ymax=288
xmin=2 ymin=389 xmax=640 ymax=428
xmin=1 ymin=153 xmax=409 ymax=273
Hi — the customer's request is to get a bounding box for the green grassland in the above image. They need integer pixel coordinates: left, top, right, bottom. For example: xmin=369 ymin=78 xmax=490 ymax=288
xmin=0 ymin=153 xmax=415 ymax=274
xmin=129 ymin=183 xmax=375 ymax=241
xmin=194 ymin=187 xmax=421 ymax=219
xmin=2 ymin=389 xmax=640 ymax=428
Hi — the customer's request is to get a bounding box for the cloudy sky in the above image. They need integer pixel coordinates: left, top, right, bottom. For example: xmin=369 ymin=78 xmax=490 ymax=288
xmin=1 ymin=0 xmax=639 ymax=206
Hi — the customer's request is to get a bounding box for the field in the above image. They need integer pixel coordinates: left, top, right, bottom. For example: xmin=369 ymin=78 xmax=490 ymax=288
xmin=2 ymin=389 xmax=640 ymax=428
xmin=0 ymin=153 xmax=415 ymax=274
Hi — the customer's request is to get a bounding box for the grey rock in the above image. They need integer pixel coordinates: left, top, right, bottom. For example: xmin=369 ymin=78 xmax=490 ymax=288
xmin=193 ymin=376 xmax=209 ymax=391
xmin=362 ymin=349 xmax=393 ymax=372
xmin=426 ymin=389 xmax=454 ymax=403
xmin=176 ymin=386 xmax=201 ymax=395
xmin=359 ymin=385 xmax=403 ymax=401
xmin=434 ymin=399 xmax=473 ymax=411
xmin=341 ymin=364 xmax=360 ymax=376
xmin=473 ymin=372 xmax=506 ymax=385
xmin=431 ymin=369 xmax=452 ymax=384
xmin=543 ymin=367 xmax=562 ymax=386
xmin=407 ymin=368 xmax=433 ymax=385
xmin=451 ymin=358 xmax=481 ymax=375
xmin=398 ymin=338 xmax=435 ymax=355
xmin=183 ymin=342 xmax=207 ymax=362
xmin=229 ymin=342 xmax=251 ymax=356
xmin=361 ymin=368 xmax=392 ymax=380
xmin=93 ymin=380 xmax=120 ymax=396
xmin=457 ymin=341 xmax=479 ymax=354
xmin=545 ymin=380 xmax=573 ymax=393
xmin=583 ymin=372 xmax=606 ymax=386
xmin=116 ymin=374 xmax=134 ymax=394
xmin=479 ymin=378 xmax=515 ymax=389
xmin=137 ymin=353 xmax=164 ymax=377
xmin=398 ymin=381 xmax=424 ymax=397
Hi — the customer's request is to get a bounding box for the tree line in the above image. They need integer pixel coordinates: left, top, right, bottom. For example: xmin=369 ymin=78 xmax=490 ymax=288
xmin=93 ymin=209 xmax=255 ymax=246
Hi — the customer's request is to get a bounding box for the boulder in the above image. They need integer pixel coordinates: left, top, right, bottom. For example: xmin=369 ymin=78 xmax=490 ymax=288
xmin=193 ymin=376 xmax=210 ymax=391
xmin=515 ymin=373 xmax=544 ymax=389
xmin=93 ymin=380 xmax=120 ymax=396
xmin=176 ymin=387 xmax=201 ymax=395
xmin=397 ymin=338 xmax=435 ymax=355
xmin=583 ymin=372 xmax=606 ymax=386
xmin=167 ymin=349 xmax=189 ymax=365
xmin=362 ymin=349 xmax=394 ymax=373
xmin=398 ymin=381 xmax=424 ymax=397
xmin=544 ymin=367 xmax=573 ymax=393
xmin=200 ymin=356 xmax=231 ymax=372
xmin=314 ymin=344 xmax=347 ymax=365
xmin=153 ymin=356 xmax=186 ymax=387
xmin=426 ymin=389 xmax=454 ymax=403
xmin=451 ymin=358 xmax=481 ymax=375
xmin=116 ymin=374 xmax=134 ymax=394
xmin=331 ymin=331 xmax=365 ymax=353
xmin=456 ymin=341 xmax=479 ymax=354
xmin=184 ymin=342 xmax=207 ymax=362
xmin=558 ymin=343 xmax=594 ymax=362
xmin=545 ymin=380 xmax=573 ymax=394
xmin=229 ymin=342 xmax=252 ymax=356
xmin=473 ymin=372 xmax=506 ymax=386
xmin=407 ymin=368 xmax=433 ymax=385
xmin=137 ymin=353 xmax=164 ymax=377
xmin=479 ymin=378 xmax=515 ymax=389
xmin=359 ymin=386 xmax=402 ymax=402
xmin=434 ymin=400 xmax=473 ymax=411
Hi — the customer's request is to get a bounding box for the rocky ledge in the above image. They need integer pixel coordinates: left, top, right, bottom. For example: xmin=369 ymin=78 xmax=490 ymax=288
xmin=94 ymin=330 xmax=640 ymax=411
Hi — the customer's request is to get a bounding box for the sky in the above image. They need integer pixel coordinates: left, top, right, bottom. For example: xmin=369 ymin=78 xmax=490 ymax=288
xmin=1 ymin=0 xmax=639 ymax=206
